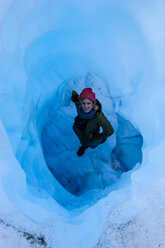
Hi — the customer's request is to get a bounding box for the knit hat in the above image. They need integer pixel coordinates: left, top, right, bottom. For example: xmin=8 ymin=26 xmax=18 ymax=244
xmin=79 ymin=88 xmax=96 ymax=104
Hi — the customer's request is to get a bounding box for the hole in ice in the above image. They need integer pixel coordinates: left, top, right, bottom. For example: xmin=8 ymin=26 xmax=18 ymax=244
xmin=41 ymin=74 xmax=143 ymax=196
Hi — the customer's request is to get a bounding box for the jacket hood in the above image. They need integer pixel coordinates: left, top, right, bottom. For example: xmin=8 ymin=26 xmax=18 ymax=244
xmin=95 ymin=99 xmax=102 ymax=112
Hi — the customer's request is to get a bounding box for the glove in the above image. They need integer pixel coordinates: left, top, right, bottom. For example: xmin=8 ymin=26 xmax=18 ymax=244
xmin=71 ymin=90 xmax=79 ymax=103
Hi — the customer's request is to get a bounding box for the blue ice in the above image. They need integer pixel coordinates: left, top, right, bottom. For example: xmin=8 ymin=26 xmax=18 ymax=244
xmin=0 ymin=0 xmax=146 ymax=211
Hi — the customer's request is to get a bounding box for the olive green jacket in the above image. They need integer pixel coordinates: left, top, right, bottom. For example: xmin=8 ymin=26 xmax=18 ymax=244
xmin=72 ymin=92 xmax=114 ymax=145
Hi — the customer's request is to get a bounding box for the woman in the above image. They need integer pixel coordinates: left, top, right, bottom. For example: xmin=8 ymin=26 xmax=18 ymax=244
xmin=71 ymin=88 xmax=114 ymax=156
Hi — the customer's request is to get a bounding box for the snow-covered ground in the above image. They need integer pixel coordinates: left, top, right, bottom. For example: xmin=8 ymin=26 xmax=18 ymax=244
xmin=0 ymin=0 xmax=165 ymax=247
xmin=96 ymin=142 xmax=165 ymax=248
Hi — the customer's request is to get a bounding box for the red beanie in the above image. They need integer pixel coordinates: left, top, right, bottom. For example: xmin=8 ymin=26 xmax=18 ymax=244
xmin=79 ymin=88 xmax=96 ymax=104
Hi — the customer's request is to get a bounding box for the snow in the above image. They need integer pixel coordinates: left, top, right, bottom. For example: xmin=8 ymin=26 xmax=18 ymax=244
xmin=0 ymin=0 xmax=165 ymax=247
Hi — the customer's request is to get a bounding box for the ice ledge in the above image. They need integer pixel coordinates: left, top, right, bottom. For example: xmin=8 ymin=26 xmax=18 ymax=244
xmin=0 ymin=118 xmax=132 ymax=248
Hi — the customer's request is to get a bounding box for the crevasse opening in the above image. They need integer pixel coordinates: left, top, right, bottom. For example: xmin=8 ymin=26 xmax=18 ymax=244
xmin=41 ymin=74 xmax=143 ymax=197
xmin=16 ymin=71 xmax=143 ymax=208
xmin=1 ymin=1 xmax=153 ymax=211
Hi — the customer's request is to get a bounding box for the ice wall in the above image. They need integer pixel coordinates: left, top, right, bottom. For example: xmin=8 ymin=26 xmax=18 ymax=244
xmin=1 ymin=0 xmax=145 ymax=207
xmin=0 ymin=0 xmax=165 ymax=247
xmin=0 ymin=0 xmax=154 ymax=209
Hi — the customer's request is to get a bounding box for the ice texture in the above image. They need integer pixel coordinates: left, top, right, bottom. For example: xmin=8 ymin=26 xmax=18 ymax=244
xmin=0 ymin=0 xmax=165 ymax=248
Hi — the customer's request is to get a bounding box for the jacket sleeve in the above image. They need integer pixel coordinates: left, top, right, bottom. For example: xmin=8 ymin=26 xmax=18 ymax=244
xmin=93 ymin=112 xmax=114 ymax=141
xmin=71 ymin=90 xmax=80 ymax=112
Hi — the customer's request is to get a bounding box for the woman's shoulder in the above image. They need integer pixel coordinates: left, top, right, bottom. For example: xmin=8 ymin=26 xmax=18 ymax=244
xmin=95 ymin=110 xmax=104 ymax=120
xmin=94 ymin=102 xmax=107 ymax=121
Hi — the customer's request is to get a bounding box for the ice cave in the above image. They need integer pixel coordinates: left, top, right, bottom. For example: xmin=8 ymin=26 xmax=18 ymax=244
xmin=0 ymin=0 xmax=165 ymax=248
xmin=14 ymin=3 xmax=144 ymax=207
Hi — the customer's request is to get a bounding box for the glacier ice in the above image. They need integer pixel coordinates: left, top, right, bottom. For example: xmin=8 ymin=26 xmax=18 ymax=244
xmin=0 ymin=0 xmax=165 ymax=247
xmin=41 ymin=73 xmax=143 ymax=199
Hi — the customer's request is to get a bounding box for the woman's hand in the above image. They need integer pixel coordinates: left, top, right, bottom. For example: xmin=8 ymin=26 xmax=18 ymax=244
xmin=71 ymin=91 xmax=79 ymax=103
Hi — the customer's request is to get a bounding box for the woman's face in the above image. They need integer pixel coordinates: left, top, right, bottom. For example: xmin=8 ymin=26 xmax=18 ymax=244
xmin=80 ymin=98 xmax=93 ymax=113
